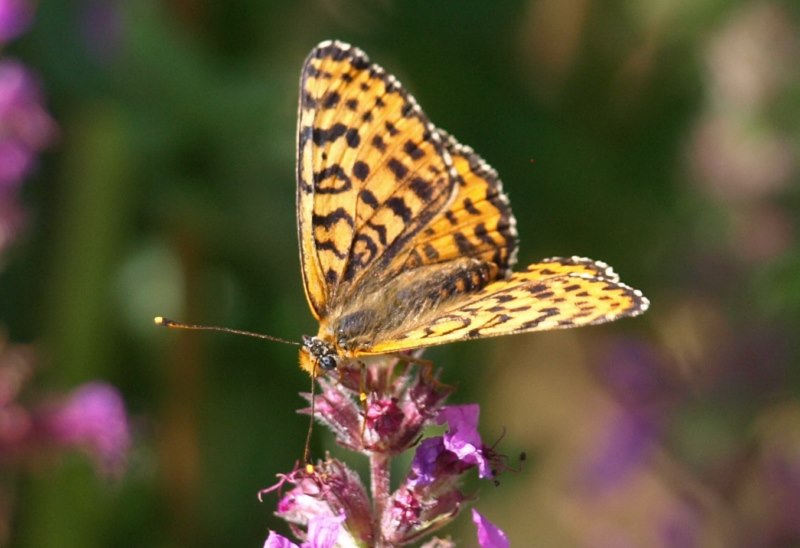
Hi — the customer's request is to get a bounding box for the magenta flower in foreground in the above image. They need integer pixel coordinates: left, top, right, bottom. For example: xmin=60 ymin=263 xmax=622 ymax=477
xmin=262 ymin=360 xmax=510 ymax=547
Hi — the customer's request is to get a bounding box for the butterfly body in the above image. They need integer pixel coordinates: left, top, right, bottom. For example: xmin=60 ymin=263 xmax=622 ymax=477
xmin=301 ymin=258 xmax=500 ymax=371
xmin=296 ymin=41 xmax=648 ymax=377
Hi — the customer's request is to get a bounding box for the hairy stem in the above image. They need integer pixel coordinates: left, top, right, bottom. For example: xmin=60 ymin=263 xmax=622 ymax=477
xmin=370 ymin=452 xmax=391 ymax=546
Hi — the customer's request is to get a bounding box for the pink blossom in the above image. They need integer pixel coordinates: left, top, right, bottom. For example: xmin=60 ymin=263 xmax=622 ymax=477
xmin=41 ymin=382 xmax=130 ymax=475
xmin=0 ymin=59 xmax=57 ymax=190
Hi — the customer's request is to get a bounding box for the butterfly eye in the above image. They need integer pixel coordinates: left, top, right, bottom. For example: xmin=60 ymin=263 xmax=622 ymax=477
xmin=319 ymin=354 xmax=338 ymax=370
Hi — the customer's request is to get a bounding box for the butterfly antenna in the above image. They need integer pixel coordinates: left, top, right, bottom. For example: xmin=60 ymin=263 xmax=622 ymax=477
xmin=153 ymin=316 xmax=300 ymax=346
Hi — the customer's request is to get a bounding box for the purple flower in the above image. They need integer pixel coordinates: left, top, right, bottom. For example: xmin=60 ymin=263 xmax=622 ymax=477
xmin=409 ymin=437 xmax=449 ymax=486
xmin=263 ymin=531 xmax=298 ymax=548
xmin=471 ymin=509 xmax=509 ymax=548
xmin=262 ymin=458 xmax=373 ymax=546
xmin=306 ymin=513 xmax=345 ymax=548
xmin=40 ymin=382 xmax=130 ymax=475
xmin=579 ymin=409 xmax=657 ymax=493
xmin=437 ymin=405 xmax=492 ymax=479
xmin=0 ymin=0 xmax=33 ymax=44
xmin=408 ymin=404 xmax=494 ymax=486
xmin=306 ymin=361 xmax=451 ymax=454
xmin=0 ymin=59 xmax=57 ymax=191
xmin=269 ymin=362 xmax=512 ymax=546
xmin=263 ymin=514 xmax=345 ymax=548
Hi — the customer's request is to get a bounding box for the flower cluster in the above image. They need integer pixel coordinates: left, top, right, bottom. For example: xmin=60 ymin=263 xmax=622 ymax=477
xmin=0 ymin=5 xmax=129 ymax=543
xmin=0 ymin=335 xmax=131 ymax=476
xmin=260 ymin=358 xmax=510 ymax=548
xmin=0 ymin=0 xmax=57 ymax=254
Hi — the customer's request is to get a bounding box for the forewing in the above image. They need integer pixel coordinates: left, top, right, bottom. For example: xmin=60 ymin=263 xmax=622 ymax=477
xmin=297 ymin=40 xmax=456 ymax=319
xmin=386 ymin=131 xmax=518 ymax=278
xmin=365 ymin=256 xmax=649 ymax=354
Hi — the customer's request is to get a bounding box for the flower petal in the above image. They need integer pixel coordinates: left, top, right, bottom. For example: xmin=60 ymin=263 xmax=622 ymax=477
xmin=438 ymin=405 xmax=492 ymax=479
xmin=306 ymin=513 xmax=346 ymax=548
xmin=43 ymin=381 xmax=130 ymax=475
xmin=471 ymin=509 xmax=509 ymax=548
xmin=409 ymin=436 xmax=445 ymax=486
xmin=263 ymin=531 xmax=300 ymax=548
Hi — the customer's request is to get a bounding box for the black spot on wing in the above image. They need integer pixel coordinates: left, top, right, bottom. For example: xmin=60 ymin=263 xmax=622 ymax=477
xmin=353 ymin=161 xmax=370 ymax=181
xmin=473 ymin=223 xmax=495 ymax=246
xmin=322 ymin=92 xmax=341 ymax=108
xmin=453 ymin=232 xmax=476 ymax=254
xmin=385 ymin=121 xmax=399 ymax=136
xmin=315 ymin=239 xmax=348 ymax=259
xmin=359 ymin=188 xmax=378 ymax=208
xmin=423 ymin=243 xmax=439 ymax=260
xmin=372 ymin=135 xmax=387 ymax=152
xmin=366 ymin=221 xmax=387 ymax=245
xmin=312 ymin=207 xmax=354 ymax=229
xmin=409 ymin=177 xmax=434 ymax=200
xmin=313 ymin=165 xmax=352 ymax=194
xmin=303 ymin=93 xmax=317 ymax=109
xmin=404 ymin=140 xmax=424 ymax=160
xmin=345 ymin=128 xmax=360 ymax=148
xmin=312 ymin=123 xmax=347 ymax=145
xmin=350 ymin=56 xmax=369 ymax=71
xmin=388 ymin=158 xmax=409 ymax=180
xmin=463 ymin=197 xmax=480 ymax=215
xmin=386 ymin=197 xmax=412 ymax=222
xmin=343 ymin=234 xmax=379 ymax=282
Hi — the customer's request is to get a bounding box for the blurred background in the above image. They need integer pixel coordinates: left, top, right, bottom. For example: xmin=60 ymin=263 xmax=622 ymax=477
xmin=1 ymin=0 xmax=798 ymax=546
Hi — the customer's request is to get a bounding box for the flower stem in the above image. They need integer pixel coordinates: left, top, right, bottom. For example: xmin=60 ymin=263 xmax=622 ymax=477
xmin=370 ymin=452 xmax=391 ymax=546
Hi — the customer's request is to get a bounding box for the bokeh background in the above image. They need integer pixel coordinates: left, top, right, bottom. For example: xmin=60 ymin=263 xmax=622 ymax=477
xmin=1 ymin=0 xmax=799 ymax=546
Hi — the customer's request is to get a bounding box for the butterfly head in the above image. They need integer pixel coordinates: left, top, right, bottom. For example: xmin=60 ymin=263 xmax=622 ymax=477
xmin=300 ymin=335 xmax=340 ymax=376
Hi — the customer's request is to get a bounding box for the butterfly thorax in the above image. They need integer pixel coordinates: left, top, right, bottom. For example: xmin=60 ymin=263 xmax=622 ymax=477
xmin=298 ymin=259 xmax=499 ymax=376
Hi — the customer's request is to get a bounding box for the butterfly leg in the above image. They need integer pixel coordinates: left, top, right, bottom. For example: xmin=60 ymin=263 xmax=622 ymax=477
xmin=303 ymin=361 xmax=319 ymax=467
xmin=358 ymin=360 xmax=369 ymax=446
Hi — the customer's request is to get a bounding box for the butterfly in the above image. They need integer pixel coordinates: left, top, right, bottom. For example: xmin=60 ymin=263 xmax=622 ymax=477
xmin=293 ymin=40 xmax=648 ymax=376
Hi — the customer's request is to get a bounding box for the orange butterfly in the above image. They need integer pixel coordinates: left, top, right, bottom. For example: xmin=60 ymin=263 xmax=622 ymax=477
xmin=157 ymin=41 xmax=648 ymax=377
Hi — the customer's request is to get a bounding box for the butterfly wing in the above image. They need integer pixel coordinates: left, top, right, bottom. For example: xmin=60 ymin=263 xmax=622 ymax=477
xmin=385 ymin=130 xmax=518 ymax=279
xmin=365 ymin=256 xmax=649 ymax=354
xmin=297 ymin=41 xmax=457 ymax=319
